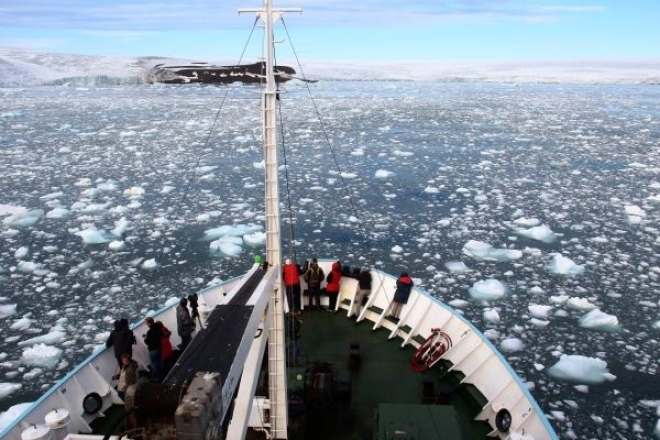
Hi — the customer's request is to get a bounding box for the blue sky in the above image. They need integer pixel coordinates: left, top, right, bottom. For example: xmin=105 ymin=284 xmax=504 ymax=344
xmin=1 ymin=1 xmax=658 ymax=63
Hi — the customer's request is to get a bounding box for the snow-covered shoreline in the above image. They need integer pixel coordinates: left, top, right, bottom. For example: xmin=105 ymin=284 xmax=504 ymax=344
xmin=1 ymin=46 xmax=659 ymax=87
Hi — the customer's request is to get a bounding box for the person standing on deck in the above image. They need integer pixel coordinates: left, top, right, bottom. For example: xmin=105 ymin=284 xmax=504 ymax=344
xmin=177 ymin=297 xmax=196 ymax=350
xmin=113 ymin=353 xmax=138 ymax=398
xmin=326 ymin=261 xmax=342 ymax=311
xmin=389 ymin=272 xmax=414 ymax=321
xmin=106 ymin=318 xmax=136 ymax=367
xmin=144 ymin=317 xmax=163 ymax=382
xmin=283 ymin=258 xmax=302 ymax=312
xmin=304 ymin=258 xmax=324 ymax=310
xmin=351 ymin=266 xmax=372 ymax=318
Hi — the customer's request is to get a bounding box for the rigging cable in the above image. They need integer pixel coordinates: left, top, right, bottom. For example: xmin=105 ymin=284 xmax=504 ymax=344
xmin=280 ymin=19 xmax=391 ymax=300
xmin=153 ymin=17 xmax=261 ymax=295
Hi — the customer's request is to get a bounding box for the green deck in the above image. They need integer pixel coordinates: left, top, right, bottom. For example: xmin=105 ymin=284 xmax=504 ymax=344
xmin=284 ymin=309 xmax=492 ymax=440
xmin=91 ymin=310 xmax=492 ymax=439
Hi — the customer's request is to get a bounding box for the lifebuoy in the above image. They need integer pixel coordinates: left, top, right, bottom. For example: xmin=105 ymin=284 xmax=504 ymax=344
xmin=410 ymin=328 xmax=452 ymax=372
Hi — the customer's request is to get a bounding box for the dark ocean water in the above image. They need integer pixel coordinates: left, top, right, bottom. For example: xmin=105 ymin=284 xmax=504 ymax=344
xmin=1 ymin=81 xmax=660 ymax=438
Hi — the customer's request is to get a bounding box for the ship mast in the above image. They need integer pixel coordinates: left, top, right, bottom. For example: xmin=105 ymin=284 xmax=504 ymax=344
xmin=239 ymin=1 xmax=300 ymax=438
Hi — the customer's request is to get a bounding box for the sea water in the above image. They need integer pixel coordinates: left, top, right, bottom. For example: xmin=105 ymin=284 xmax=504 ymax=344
xmin=1 ymin=81 xmax=660 ymax=438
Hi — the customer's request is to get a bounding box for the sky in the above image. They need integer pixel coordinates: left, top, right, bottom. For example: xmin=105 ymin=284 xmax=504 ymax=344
xmin=1 ymin=1 xmax=659 ymax=64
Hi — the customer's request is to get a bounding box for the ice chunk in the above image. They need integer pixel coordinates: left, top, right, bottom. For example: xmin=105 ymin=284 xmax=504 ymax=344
xmin=0 ymin=383 xmax=22 ymax=399
xmin=2 ymin=209 xmax=44 ymax=228
xmin=108 ymin=241 xmax=126 ymax=251
xmin=548 ymin=254 xmax=584 ymax=275
xmin=21 ymin=344 xmax=63 ymax=368
xmin=445 ymin=261 xmax=468 ymax=274
xmin=46 ymin=207 xmax=71 ymax=219
xmin=483 ymin=308 xmax=500 ymax=323
xmin=529 ymin=304 xmax=553 ymax=319
xmin=469 ymin=279 xmax=507 ymax=300
xmin=202 ymin=224 xmax=263 ymax=241
xmin=18 ymin=330 xmax=66 ymax=346
xmin=375 ymin=169 xmax=393 ymax=178
xmin=579 ymin=309 xmax=620 ymax=331
xmin=548 ymin=354 xmax=616 ymax=385
xmin=500 ymin=338 xmax=525 ymax=353
xmin=462 ymin=240 xmax=522 ymax=262
xmin=566 ymin=297 xmax=597 ymax=311
xmin=76 ymin=228 xmax=115 ymax=244
xmin=10 ymin=316 xmax=33 ymax=330
xmin=513 ymin=217 xmax=540 ymax=227
xmin=514 ymin=225 xmax=558 ymax=243
xmin=141 ymin=258 xmax=158 ymax=270
xmin=0 ymin=304 xmax=17 ymax=319
xmin=14 ymin=246 xmax=29 ymax=259
xmin=210 ymin=236 xmax=243 ymax=256
xmin=243 ymin=231 xmax=266 ymax=247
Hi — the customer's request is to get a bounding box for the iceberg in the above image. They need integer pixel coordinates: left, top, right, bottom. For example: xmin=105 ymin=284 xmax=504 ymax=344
xmin=469 ymin=279 xmax=507 ymax=300
xmin=579 ymin=309 xmax=620 ymax=332
xmin=462 ymin=240 xmax=522 ymax=262
xmin=2 ymin=209 xmax=44 ymax=229
xmin=548 ymin=354 xmax=616 ymax=385
xmin=21 ymin=344 xmax=63 ymax=369
xmin=548 ymin=254 xmax=584 ymax=275
xmin=514 ymin=225 xmax=558 ymax=243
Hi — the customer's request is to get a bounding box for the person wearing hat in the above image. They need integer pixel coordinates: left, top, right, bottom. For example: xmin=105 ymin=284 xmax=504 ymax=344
xmin=283 ymin=258 xmax=302 ymax=312
xmin=389 ymin=271 xmax=414 ymax=321
xmin=351 ymin=266 xmax=372 ymax=318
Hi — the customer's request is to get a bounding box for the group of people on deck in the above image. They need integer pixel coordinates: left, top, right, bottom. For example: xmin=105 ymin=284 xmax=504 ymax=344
xmin=282 ymin=258 xmax=414 ymax=319
xmin=105 ymin=294 xmax=201 ymax=397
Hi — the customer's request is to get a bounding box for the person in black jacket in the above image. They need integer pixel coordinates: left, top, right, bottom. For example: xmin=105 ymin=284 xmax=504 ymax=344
xmin=143 ymin=317 xmax=163 ymax=382
xmin=351 ymin=267 xmax=372 ymax=318
xmin=106 ymin=318 xmax=136 ymax=367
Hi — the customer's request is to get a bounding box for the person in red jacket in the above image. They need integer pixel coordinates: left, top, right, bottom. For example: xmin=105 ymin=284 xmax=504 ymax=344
xmin=325 ymin=261 xmax=342 ymax=311
xmin=283 ymin=258 xmax=302 ymax=312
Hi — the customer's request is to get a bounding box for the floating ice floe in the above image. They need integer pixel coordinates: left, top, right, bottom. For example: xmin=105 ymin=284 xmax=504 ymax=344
xmin=548 ymin=254 xmax=584 ymax=275
xmin=566 ymin=297 xmax=597 ymax=311
xmin=514 ymin=225 xmax=559 ymax=243
xmin=14 ymin=246 xmax=29 ymax=259
xmin=76 ymin=228 xmax=116 ymax=244
xmin=18 ymin=331 xmax=66 ymax=347
xmin=462 ymin=240 xmax=522 ymax=262
xmin=243 ymin=231 xmax=266 ymax=247
xmin=579 ymin=309 xmax=620 ymax=331
xmin=10 ymin=316 xmax=33 ymax=330
xmin=529 ymin=304 xmax=553 ymax=319
xmin=2 ymin=209 xmax=44 ymax=229
xmin=375 ymin=169 xmax=393 ymax=178
xmin=0 ymin=304 xmax=17 ymax=319
xmin=141 ymin=259 xmax=158 ymax=270
xmin=108 ymin=241 xmax=126 ymax=251
xmin=624 ymin=204 xmax=646 ymax=224
xmin=500 ymin=338 xmax=525 ymax=353
xmin=469 ymin=279 xmax=507 ymax=300
xmin=483 ymin=308 xmax=500 ymax=323
xmin=210 ymin=236 xmax=244 ymax=256
xmin=445 ymin=261 xmax=468 ymax=274
xmin=46 ymin=207 xmax=71 ymax=219
xmin=21 ymin=344 xmax=63 ymax=369
xmin=548 ymin=354 xmax=616 ymax=385
xmin=0 ymin=383 xmax=22 ymax=399
xmin=123 ymin=186 xmax=145 ymax=197
xmin=512 ymin=217 xmax=540 ymax=227
xmin=111 ymin=217 xmax=131 ymax=237
xmin=391 ymin=245 xmax=403 ymax=254
xmin=202 ymin=224 xmax=263 ymax=241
